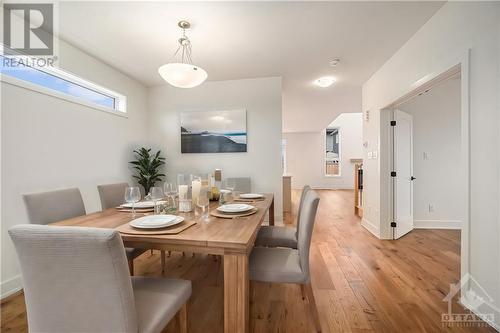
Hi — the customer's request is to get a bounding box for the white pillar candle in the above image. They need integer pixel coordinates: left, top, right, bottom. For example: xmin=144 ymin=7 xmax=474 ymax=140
xmin=178 ymin=185 xmax=188 ymax=200
xmin=192 ymin=180 xmax=201 ymax=205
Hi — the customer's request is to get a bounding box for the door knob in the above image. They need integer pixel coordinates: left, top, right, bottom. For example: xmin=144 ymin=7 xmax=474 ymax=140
xmin=410 ymin=176 xmax=416 ymax=181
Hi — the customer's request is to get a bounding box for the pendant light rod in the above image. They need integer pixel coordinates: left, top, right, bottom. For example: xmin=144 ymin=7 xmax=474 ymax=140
xmin=168 ymin=20 xmax=195 ymax=65
xmin=158 ymin=20 xmax=208 ymax=88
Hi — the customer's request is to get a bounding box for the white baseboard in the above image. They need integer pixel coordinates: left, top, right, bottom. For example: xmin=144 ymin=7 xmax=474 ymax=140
xmin=461 ymin=294 xmax=500 ymax=331
xmin=414 ymin=219 xmax=462 ymax=229
xmin=361 ymin=218 xmax=380 ymax=238
xmin=1 ymin=274 xmax=23 ymax=300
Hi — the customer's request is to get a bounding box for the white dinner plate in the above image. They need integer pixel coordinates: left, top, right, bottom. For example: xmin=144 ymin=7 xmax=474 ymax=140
xmin=217 ymin=204 xmax=254 ymax=213
xmin=121 ymin=201 xmax=156 ymax=209
xmin=129 ymin=215 xmax=184 ymax=229
xmin=239 ymin=193 xmax=264 ymax=199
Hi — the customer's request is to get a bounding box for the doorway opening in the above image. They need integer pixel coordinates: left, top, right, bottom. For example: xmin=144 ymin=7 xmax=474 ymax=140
xmin=385 ymin=65 xmax=465 ymax=241
xmin=378 ymin=61 xmax=479 ymax=323
xmin=379 ymin=55 xmax=471 ymax=302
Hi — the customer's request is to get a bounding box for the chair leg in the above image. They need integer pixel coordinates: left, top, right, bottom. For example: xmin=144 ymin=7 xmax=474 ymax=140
xmin=178 ymin=303 xmax=188 ymax=333
xmin=303 ymin=283 xmax=321 ymax=333
xmin=160 ymin=250 xmax=166 ymax=273
xmin=128 ymin=260 xmax=134 ymax=276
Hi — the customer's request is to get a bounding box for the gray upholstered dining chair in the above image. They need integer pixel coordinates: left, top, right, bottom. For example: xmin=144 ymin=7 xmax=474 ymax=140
xmin=24 ymin=187 xmax=143 ymax=276
xmin=97 ymin=182 xmax=130 ymax=210
xmin=9 ymin=224 xmax=191 ymax=333
xmin=97 ymin=182 xmax=160 ymax=275
xmin=23 ymin=188 xmax=86 ymax=225
xmin=254 ymin=185 xmax=311 ymax=249
xmin=226 ymin=177 xmax=251 ymax=193
xmin=249 ymin=189 xmax=321 ymax=332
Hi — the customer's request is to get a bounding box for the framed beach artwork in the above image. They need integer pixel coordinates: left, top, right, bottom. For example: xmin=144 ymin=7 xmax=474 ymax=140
xmin=180 ymin=109 xmax=247 ymax=153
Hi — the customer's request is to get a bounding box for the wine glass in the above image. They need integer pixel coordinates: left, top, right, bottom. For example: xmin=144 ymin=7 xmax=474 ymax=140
xmin=164 ymin=182 xmax=177 ymax=212
xmin=124 ymin=186 xmax=141 ymax=217
xmin=197 ymin=188 xmax=210 ymax=222
xmin=149 ymin=186 xmax=164 ymax=214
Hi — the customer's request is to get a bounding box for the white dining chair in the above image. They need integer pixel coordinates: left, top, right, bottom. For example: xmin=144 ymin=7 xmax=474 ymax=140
xmin=254 ymin=185 xmax=311 ymax=249
xmin=249 ymin=189 xmax=321 ymax=332
xmin=9 ymin=224 xmax=191 ymax=333
xmin=97 ymin=182 xmax=153 ymax=275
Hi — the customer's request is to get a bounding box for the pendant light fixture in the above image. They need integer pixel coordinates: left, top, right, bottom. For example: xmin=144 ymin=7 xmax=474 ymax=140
xmin=158 ymin=20 xmax=207 ymax=88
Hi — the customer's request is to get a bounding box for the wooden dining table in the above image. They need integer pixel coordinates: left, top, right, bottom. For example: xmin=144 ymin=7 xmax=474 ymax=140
xmin=51 ymin=194 xmax=275 ymax=333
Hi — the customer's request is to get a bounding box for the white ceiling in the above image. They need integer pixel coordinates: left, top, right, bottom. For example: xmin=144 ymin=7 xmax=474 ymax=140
xmin=58 ymin=1 xmax=444 ymax=132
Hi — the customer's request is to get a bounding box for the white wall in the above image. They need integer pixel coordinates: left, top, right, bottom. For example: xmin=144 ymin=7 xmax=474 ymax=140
xmin=284 ymin=113 xmax=362 ymax=189
xmin=362 ymin=2 xmax=500 ymax=327
xmin=1 ymin=40 xmax=149 ymax=298
xmin=148 ymin=77 xmax=283 ymax=220
xmin=399 ymin=77 xmax=463 ymax=228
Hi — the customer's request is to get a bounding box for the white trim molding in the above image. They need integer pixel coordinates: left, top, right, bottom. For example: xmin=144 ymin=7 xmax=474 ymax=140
xmin=414 ymin=220 xmax=462 ymax=230
xmin=461 ymin=295 xmax=500 ymax=331
xmin=361 ymin=218 xmax=380 ymax=238
xmin=1 ymin=274 xmax=22 ymax=300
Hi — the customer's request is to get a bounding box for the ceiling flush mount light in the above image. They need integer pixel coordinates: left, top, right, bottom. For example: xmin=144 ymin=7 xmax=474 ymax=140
xmin=314 ymin=76 xmax=336 ymax=88
xmin=158 ymin=20 xmax=207 ymax=88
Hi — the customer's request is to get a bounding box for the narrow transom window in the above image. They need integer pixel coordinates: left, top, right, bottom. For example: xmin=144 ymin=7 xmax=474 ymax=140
xmin=1 ymin=54 xmax=126 ymax=113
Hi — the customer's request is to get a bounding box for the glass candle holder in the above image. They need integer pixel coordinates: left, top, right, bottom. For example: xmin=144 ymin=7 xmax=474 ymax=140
xmin=178 ymin=199 xmax=192 ymax=213
xmin=219 ymin=189 xmax=231 ymax=205
xmin=197 ymin=186 xmax=210 ymax=222
xmin=178 ymin=174 xmax=192 ymax=212
xmin=155 ymin=200 xmax=167 ymax=214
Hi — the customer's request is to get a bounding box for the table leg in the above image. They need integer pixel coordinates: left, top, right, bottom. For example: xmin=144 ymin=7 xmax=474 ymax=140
xmin=160 ymin=250 xmax=166 ymax=273
xmin=269 ymin=197 xmax=275 ymax=226
xmin=224 ymin=253 xmax=249 ymax=333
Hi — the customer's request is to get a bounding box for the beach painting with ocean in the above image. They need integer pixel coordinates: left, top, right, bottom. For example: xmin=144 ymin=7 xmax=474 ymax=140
xmin=180 ymin=109 xmax=247 ymax=153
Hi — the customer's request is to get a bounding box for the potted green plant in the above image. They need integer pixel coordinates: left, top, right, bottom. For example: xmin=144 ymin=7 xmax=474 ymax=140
xmin=129 ymin=148 xmax=166 ymax=195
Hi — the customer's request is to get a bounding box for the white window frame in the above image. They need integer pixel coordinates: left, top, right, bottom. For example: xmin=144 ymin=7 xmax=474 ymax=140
xmin=1 ymin=49 xmax=127 ymax=116
xmin=325 ymin=127 xmax=341 ymax=177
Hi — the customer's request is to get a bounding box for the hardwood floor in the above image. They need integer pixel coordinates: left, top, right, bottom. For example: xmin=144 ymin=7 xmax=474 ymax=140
xmin=1 ymin=190 xmax=495 ymax=332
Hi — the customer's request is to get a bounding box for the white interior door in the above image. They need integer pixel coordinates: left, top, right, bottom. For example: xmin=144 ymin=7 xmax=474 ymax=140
xmin=393 ymin=109 xmax=414 ymax=239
